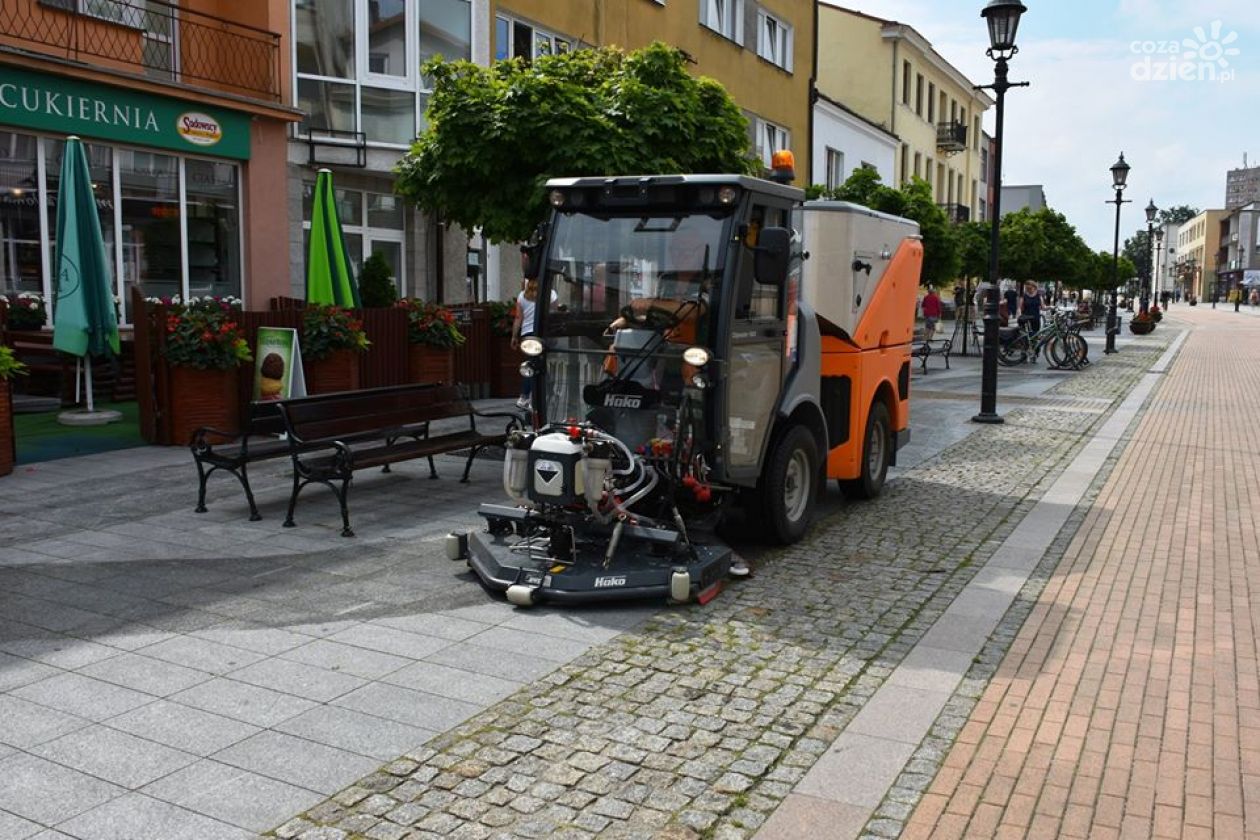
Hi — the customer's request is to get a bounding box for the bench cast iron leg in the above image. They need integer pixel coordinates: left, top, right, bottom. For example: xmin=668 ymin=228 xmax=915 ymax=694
xmin=461 ymin=447 xmax=478 ymax=483
xmin=336 ymin=476 xmax=354 ymax=537
xmin=283 ymin=472 xmax=303 ymax=528
xmin=427 ymin=456 xmax=438 ymax=480
xmin=236 ymin=464 xmax=262 ymax=521
xmin=194 ymin=459 xmax=210 ymax=513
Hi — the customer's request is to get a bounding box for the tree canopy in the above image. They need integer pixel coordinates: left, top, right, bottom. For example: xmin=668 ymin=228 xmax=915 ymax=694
xmin=1158 ymin=205 xmax=1200 ymax=226
xmin=394 ymin=42 xmax=757 ymax=243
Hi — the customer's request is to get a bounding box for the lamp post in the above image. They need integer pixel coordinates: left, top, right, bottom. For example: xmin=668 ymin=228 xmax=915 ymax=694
xmin=1143 ymin=199 xmax=1157 ymax=314
xmin=1154 ymin=229 xmax=1164 ymax=306
xmin=973 ymin=0 xmax=1028 ymax=425
xmin=1104 ymin=154 xmax=1131 ymax=353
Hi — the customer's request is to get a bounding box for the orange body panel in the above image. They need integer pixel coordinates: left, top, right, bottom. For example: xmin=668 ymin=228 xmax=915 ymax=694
xmin=818 ymin=238 xmax=922 ymax=481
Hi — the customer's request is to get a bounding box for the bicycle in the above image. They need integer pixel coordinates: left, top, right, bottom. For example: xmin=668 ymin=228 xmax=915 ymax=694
xmin=997 ymin=311 xmax=1089 ymax=370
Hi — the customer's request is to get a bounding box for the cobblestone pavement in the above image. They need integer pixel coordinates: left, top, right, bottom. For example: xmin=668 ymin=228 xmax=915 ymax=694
xmin=271 ymin=329 xmax=1177 ymax=840
xmin=900 ymin=308 xmax=1260 ymax=839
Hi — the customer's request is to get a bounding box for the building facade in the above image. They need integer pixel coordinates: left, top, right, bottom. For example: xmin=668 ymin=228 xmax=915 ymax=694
xmin=999 ymin=184 xmax=1046 ymax=216
xmin=1174 ymin=209 xmax=1228 ymax=302
xmin=1216 ymin=202 xmax=1260 ymax=297
xmin=812 ymin=92 xmax=898 ymax=190
xmin=288 ymin=0 xmax=815 ymax=304
xmin=1 ymin=0 xmax=298 ymax=322
xmin=815 ymin=5 xmax=991 ymax=224
xmin=1152 ymin=220 xmax=1178 ymax=302
xmin=1225 ymin=163 xmax=1260 ymax=210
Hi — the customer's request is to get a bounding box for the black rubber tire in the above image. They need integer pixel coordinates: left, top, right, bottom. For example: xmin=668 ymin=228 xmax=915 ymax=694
xmin=840 ymin=400 xmax=891 ymax=501
xmin=760 ymin=425 xmax=819 ymax=545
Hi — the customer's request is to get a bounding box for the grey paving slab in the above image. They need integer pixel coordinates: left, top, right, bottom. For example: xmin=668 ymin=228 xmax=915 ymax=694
xmin=227 ymin=656 xmax=367 ymax=703
xmin=466 ymin=625 xmax=602 ymax=664
xmin=0 ymin=650 xmax=61 ymax=692
xmin=325 ymin=622 xmax=455 ymax=660
xmin=941 ymin=584 xmax=1017 ymax=620
xmin=31 ymin=724 xmax=199 ymax=789
xmin=136 ymin=635 xmax=267 ymax=675
xmin=381 ymin=659 xmax=524 ymax=706
xmin=211 ymin=730 xmax=380 ymax=795
xmin=84 ymin=624 xmax=177 ymax=653
xmin=422 ymin=640 xmax=567 ymax=683
xmin=915 ymin=611 xmax=1002 ymax=654
xmin=273 ymin=704 xmax=437 ymax=762
xmin=332 ymin=681 xmax=480 ymax=731
xmin=884 ymin=645 xmax=974 ymax=694
xmin=0 ymin=753 xmax=124 ymax=826
xmin=103 ymin=700 xmax=261 ymax=757
xmin=0 ymin=630 xmax=121 ymax=671
xmin=793 ymin=733 xmax=918 ymax=808
xmin=76 ymin=652 xmax=212 ymax=697
xmin=188 ymin=623 xmax=312 ymax=656
xmin=0 ymin=810 xmax=43 ymax=840
xmin=368 ymin=611 xmax=493 ymax=642
xmin=755 ymin=793 xmax=871 ymax=840
xmin=493 ymin=607 xmax=652 ymax=642
xmin=167 ymin=678 xmax=318 ymax=728
xmin=27 ymin=830 xmax=76 ymax=839
xmin=10 ymin=673 xmax=153 ymax=722
xmin=277 ymin=638 xmax=412 ymax=680
xmin=57 ymin=793 xmax=253 ymax=840
xmin=139 ymin=759 xmax=325 ymax=831
xmin=845 ymin=685 xmax=958 ymax=745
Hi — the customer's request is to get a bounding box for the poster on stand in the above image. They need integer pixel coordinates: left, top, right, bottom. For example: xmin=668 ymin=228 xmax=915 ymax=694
xmin=253 ymin=327 xmax=306 ymax=401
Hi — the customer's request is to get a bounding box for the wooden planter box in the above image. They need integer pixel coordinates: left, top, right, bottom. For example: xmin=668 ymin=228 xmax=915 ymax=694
xmin=408 ymin=344 xmax=454 ymax=384
xmin=0 ymin=380 xmax=14 ymax=477
xmin=167 ymin=366 xmax=240 ymax=447
xmin=305 ymin=349 xmax=362 ymax=394
xmin=490 ymin=335 xmax=522 ymax=398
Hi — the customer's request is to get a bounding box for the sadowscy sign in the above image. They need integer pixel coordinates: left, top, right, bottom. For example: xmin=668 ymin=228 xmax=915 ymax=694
xmin=0 ymin=66 xmax=250 ymax=160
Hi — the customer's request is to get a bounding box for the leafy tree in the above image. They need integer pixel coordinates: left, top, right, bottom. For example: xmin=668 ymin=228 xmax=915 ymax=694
xmin=395 ymin=43 xmax=757 ymax=243
xmin=1158 ymin=205 xmax=1199 ymax=226
xmin=956 ymin=220 xmax=990 ymax=282
xmin=359 ymin=252 xmax=398 ymax=308
xmin=1122 ymin=229 xmax=1153 ymax=280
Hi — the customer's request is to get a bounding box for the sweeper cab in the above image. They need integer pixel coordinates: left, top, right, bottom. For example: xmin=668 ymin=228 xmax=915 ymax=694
xmin=448 ymin=157 xmax=923 ymax=606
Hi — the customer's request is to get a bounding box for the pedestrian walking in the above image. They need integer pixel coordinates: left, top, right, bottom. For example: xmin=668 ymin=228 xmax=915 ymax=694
xmin=921 ymin=287 xmax=942 ymax=341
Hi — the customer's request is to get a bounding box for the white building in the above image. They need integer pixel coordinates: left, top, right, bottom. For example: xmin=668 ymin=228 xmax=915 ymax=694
xmin=812 ymin=92 xmax=899 ymax=191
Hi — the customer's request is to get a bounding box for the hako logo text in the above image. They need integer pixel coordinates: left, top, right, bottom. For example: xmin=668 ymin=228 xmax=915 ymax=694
xmin=604 ymin=394 xmax=642 ymax=409
xmin=177 ymin=112 xmax=222 ymax=146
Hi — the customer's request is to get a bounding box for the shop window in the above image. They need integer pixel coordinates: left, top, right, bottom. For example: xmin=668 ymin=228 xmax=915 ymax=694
xmin=118 ymin=149 xmax=181 ymax=305
xmin=44 ymin=138 xmax=117 ymax=300
xmin=0 ymin=131 xmax=42 ymax=295
xmin=185 ymin=159 xmax=241 ymax=301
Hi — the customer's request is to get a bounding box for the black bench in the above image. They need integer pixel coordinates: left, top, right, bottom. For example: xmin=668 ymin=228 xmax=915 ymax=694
xmin=278 ymin=384 xmax=521 ymax=536
xmin=911 ymin=337 xmax=952 ymax=373
xmin=190 ymin=400 xmax=290 ymax=521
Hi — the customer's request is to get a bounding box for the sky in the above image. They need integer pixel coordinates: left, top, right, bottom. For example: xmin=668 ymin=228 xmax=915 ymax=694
xmin=819 ymin=0 xmax=1260 ymax=251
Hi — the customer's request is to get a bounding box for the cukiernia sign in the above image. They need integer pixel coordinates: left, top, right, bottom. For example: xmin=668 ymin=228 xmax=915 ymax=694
xmin=0 ymin=66 xmax=250 ymax=159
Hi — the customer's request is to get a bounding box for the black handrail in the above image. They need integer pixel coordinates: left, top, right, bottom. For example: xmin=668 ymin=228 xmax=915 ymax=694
xmin=8 ymin=0 xmax=282 ymax=102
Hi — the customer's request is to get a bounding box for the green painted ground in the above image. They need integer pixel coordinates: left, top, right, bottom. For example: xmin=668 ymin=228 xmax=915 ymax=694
xmin=14 ymin=401 xmax=146 ymax=465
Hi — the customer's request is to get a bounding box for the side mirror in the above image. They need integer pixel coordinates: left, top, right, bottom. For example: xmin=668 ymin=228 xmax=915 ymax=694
xmin=520 ymin=223 xmax=548 ymax=279
xmin=754 ymin=226 xmax=790 ymax=286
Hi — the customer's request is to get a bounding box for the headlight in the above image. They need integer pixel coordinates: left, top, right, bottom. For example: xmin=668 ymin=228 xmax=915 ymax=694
xmin=690 ymin=373 xmax=709 ymax=389
xmin=682 ymin=346 xmax=711 ymax=367
xmin=519 ymin=362 xmax=536 ymax=378
xmin=548 ymin=190 xmax=566 ymax=207
xmin=718 ymin=186 xmax=739 ymax=205
xmin=520 ymin=337 xmax=544 ymax=356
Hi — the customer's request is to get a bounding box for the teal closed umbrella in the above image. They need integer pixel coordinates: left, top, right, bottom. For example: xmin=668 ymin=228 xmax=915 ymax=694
xmin=52 ymin=136 xmax=121 ymax=424
xmin=305 ymin=169 xmax=361 ymax=307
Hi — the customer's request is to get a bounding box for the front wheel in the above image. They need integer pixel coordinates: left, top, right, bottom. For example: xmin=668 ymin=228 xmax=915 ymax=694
xmin=840 ymin=400 xmax=892 ymax=501
xmin=760 ymin=425 xmax=819 ymax=545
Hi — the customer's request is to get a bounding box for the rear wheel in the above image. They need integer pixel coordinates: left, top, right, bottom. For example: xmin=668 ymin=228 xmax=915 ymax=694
xmin=841 ymin=400 xmax=891 ymax=500
xmin=997 ymin=335 xmax=1027 ymax=366
xmin=761 ymin=425 xmax=819 ymax=545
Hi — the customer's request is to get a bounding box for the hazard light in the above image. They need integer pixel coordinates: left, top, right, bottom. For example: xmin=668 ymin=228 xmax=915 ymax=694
xmin=769 ymin=150 xmax=795 ymax=183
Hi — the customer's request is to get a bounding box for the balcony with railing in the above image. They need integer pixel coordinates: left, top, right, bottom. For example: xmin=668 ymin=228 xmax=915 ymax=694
xmin=1 ymin=0 xmax=282 ymax=103
xmin=938 ymin=203 xmax=971 ymax=224
xmin=936 ymin=121 xmax=967 ymax=154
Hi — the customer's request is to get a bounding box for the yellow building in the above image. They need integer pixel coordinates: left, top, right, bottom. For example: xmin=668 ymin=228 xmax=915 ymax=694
xmin=490 ymin=0 xmax=814 ymax=178
xmin=816 ymin=4 xmax=992 ymax=222
xmin=1175 ymin=210 xmax=1228 ymax=302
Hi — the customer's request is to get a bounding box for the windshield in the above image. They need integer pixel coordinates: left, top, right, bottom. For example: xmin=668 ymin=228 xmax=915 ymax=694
xmin=535 ymin=212 xmax=729 ymax=444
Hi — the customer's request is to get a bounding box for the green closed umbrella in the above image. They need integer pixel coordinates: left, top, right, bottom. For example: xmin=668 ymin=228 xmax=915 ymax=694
xmin=305 ymin=169 xmax=361 ymax=307
xmin=52 ymin=136 xmax=120 ymax=423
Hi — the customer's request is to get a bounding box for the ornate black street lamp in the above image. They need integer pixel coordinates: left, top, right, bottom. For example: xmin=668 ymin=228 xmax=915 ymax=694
xmin=1143 ymin=199 xmax=1158 ymax=314
xmin=1104 ymin=154 xmax=1131 ymax=354
xmin=1154 ymin=228 xmax=1164 ymax=305
xmin=973 ymin=0 xmax=1028 ymax=425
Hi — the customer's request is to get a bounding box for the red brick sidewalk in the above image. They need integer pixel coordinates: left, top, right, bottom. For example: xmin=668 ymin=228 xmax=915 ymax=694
xmin=903 ymin=311 xmax=1260 ymax=840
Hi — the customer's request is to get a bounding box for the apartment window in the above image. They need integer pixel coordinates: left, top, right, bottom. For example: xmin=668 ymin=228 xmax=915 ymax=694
xmin=900 ymin=144 xmax=909 ymax=184
xmin=295 ymin=0 xmax=472 ymax=146
xmin=757 ymin=9 xmax=793 ymax=71
xmin=756 ymin=119 xmax=790 ymax=169
xmin=974 ymin=116 xmax=981 ymax=150
xmin=980 ymin=146 xmax=989 ymax=182
xmin=915 ymin=74 xmax=924 ymax=116
xmin=979 ymin=198 xmax=987 ymax=221
xmin=701 ymin=0 xmax=744 ymax=43
xmin=927 ymin=83 xmax=935 ymax=122
xmin=913 ymin=152 xmax=921 ymax=178
xmin=902 ymin=61 xmax=911 ymax=104
xmin=494 ymin=14 xmax=572 ymax=61
xmin=825 ymin=148 xmax=844 ymax=190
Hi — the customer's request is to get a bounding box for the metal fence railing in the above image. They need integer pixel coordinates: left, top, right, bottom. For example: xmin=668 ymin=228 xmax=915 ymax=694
xmin=4 ymin=0 xmax=282 ymax=102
